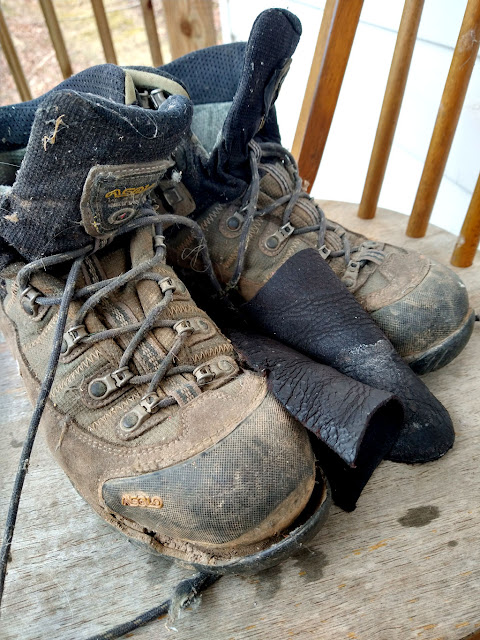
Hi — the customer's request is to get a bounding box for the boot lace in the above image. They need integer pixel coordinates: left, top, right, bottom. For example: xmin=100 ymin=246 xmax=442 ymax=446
xmin=226 ymin=140 xmax=386 ymax=291
xmin=0 ymin=206 xmax=224 ymax=637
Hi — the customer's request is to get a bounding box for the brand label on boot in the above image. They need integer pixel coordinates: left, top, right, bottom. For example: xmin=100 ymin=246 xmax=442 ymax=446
xmin=121 ymin=494 xmax=164 ymax=509
xmin=80 ymin=159 xmax=174 ymax=237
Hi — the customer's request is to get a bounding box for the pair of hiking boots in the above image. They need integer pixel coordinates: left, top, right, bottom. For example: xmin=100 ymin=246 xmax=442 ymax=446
xmin=0 ymin=9 xmax=474 ymax=580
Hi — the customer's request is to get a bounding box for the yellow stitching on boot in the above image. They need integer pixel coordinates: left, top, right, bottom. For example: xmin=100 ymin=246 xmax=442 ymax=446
xmin=105 ymin=184 xmax=156 ymax=198
xmin=162 ymin=302 xmax=200 ymax=318
xmin=51 ymin=348 xmax=103 ymax=397
xmin=191 ymin=343 xmax=234 ymax=364
xmin=90 ymin=391 xmax=143 ymax=431
xmin=24 ymin=314 xmax=57 ymax=350
xmin=199 ymin=204 xmax=223 ymax=231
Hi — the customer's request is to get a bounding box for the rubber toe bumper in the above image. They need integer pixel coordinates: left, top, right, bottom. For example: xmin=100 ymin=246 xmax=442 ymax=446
xmin=102 ymin=393 xmax=325 ymax=571
xmin=371 ymin=261 xmax=473 ymax=374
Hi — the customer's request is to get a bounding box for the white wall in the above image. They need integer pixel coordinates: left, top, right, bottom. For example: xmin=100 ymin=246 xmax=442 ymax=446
xmin=218 ymin=0 xmax=480 ymax=236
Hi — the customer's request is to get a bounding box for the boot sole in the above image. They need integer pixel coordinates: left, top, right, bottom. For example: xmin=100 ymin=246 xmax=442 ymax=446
xmin=405 ymin=308 xmax=475 ymax=375
xmin=130 ymin=462 xmax=331 ymax=575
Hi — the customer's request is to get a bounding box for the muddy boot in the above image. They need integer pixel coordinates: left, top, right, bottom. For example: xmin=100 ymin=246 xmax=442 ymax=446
xmin=156 ymin=9 xmax=456 ymax=463
xmin=2 ymin=65 xmax=411 ymax=507
xmin=0 ymin=66 xmax=330 ymax=575
xmin=160 ymin=11 xmax=474 ymax=377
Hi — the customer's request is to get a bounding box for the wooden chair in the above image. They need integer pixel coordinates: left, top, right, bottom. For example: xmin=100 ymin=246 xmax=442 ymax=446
xmin=0 ymin=3 xmax=479 ymax=640
xmin=293 ymin=0 xmax=480 ymax=268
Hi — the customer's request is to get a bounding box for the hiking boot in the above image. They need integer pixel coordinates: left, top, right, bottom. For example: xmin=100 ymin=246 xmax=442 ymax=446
xmin=0 ymin=67 xmax=329 ymax=574
xmin=154 ymin=9 xmax=456 ymax=463
xmin=160 ymin=16 xmax=474 ymax=377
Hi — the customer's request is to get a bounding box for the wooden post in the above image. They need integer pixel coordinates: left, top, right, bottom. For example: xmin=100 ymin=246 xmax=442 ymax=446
xmin=407 ymin=0 xmax=480 ymax=238
xmin=0 ymin=7 xmax=32 ymax=101
xmin=162 ymin=0 xmax=217 ymax=60
xmin=38 ymin=0 xmax=73 ymax=79
xmin=295 ymin=0 xmax=364 ymax=193
xmin=291 ymin=0 xmax=337 ymax=160
xmin=451 ymin=174 xmax=480 ymax=267
xmin=141 ymin=0 xmax=163 ymax=67
xmin=357 ymin=0 xmax=425 ymax=220
xmin=90 ymin=0 xmax=117 ymax=64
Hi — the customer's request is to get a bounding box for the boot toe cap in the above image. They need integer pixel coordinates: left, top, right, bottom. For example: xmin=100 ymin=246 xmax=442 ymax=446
xmin=371 ymin=261 xmax=472 ymax=371
xmin=102 ymin=393 xmax=317 ymax=555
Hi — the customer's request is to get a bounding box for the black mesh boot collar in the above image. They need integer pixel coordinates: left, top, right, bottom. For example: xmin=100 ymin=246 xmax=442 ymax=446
xmin=0 ymin=89 xmax=192 ymax=262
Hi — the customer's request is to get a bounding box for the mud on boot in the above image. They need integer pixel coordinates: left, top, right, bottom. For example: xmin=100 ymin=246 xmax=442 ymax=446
xmin=0 ymin=66 xmax=329 ymax=576
xmin=156 ymin=9 xmax=456 ymax=463
xmin=159 ymin=10 xmax=474 ymax=376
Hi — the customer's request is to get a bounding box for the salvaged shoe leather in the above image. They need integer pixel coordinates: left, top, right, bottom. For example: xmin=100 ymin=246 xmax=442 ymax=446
xmin=156 ymin=8 xmax=456 ymax=463
xmin=161 ymin=11 xmax=474 ymax=376
xmin=228 ymin=330 xmax=404 ymax=510
xmin=0 ymin=70 xmax=330 ymax=573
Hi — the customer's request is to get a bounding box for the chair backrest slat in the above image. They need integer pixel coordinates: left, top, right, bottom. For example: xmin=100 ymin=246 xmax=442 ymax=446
xmin=90 ymin=0 xmax=117 ymax=65
xmin=162 ymin=0 xmax=216 ymax=60
xmin=0 ymin=7 xmax=32 ymax=101
xmin=451 ymin=173 xmax=480 ymax=267
xmin=406 ymin=0 xmax=480 ymax=238
xmin=38 ymin=0 xmax=72 ymax=79
xmin=141 ymin=0 xmax=164 ymax=67
xmin=357 ymin=0 xmax=425 ymax=220
xmin=291 ymin=0 xmax=338 ymax=161
xmin=295 ymin=0 xmax=364 ymax=193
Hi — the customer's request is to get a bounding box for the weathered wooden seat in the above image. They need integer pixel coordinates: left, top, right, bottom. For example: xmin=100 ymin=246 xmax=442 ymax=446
xmin=0 ymin=206 xmax=479 ymax=640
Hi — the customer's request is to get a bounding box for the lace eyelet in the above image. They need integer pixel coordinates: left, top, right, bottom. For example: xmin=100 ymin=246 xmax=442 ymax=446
xmin=265 ymin=222 xmax=295 ymax=250
xmin=193 ymin=357 xmax=237 ymax=386
xmin=20 ymin=286 xmax=41 ymax=317
xmin=119 ymin=392 xmax=163 ymax=433
xmin=226 ymin=212 xmax=244 ymax=231
xmin=318 ymin=244 xmax=331 ymax=260
xmin=193 ymin=364 xmax=215 ymax=385
xmin=88 ymin=366 xmax=133 ymax=400
xmin=173 ymin=319 xmax=195 ymax=336
xmin=159 ymin=277 xmax=176 ymax=294
xmin=61 ymin=324 xmax=88 ymax=356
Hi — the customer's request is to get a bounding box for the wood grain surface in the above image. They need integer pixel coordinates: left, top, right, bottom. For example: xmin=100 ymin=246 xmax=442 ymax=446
xmin=1 ymin=205 xmax=479 ymax=640
xmin=162 ymin=0 xmax=216 ymax=61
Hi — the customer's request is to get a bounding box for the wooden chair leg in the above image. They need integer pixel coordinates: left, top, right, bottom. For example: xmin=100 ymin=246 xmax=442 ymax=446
xmin=141 ymin=0 xmax=163 ymax=67
xmin=451 ymin=173 xmax=480 ymax=268
xmin=162 ymin=0 xmax=216 ymax=60
xmin=90 ymin=0 xmax=117 ymax=65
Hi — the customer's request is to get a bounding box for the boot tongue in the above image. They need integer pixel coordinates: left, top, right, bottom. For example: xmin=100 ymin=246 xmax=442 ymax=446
xmin=0 ymin=82 xmax=192 ymax=262
xmin=210 ymin=8 xmax=301 ymax=182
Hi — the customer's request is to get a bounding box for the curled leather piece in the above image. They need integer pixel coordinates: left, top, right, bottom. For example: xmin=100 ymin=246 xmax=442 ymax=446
xmin=229 ymin=330 xmax=404 ymax=511
xmin=244 ymin=248 xmax=455 ymax=464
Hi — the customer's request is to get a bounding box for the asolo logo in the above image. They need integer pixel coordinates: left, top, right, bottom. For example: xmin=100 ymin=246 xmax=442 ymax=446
xmin=121 ymin=494 xmax=163 ymax=509
xmin=105 ymin=184 xmax=156 ymax=199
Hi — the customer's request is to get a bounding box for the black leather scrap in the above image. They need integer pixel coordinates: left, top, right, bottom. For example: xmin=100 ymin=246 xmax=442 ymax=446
xmin=244 ymin=248 xmax=455 ymax=464
xmin=229 ymin=330 xmax=404 ymax=511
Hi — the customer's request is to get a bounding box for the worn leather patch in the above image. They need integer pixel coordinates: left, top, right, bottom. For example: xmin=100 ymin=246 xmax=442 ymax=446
xmin=80 ymin=159 xmax=174 ymax=238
